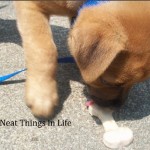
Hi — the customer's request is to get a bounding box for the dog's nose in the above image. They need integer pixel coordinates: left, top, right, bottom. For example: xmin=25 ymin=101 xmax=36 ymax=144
xmin=91 ymin=95 xmax=123 ymax=108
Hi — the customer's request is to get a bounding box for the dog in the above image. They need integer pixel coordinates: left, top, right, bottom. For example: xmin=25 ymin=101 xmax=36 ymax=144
xmin=14 ymin=1 xmax=150 ymax=148
xmin=14 ymin=1 xmax=85 ymax=118
xmin=68 ymin=1 xmax=150 ymax=107
xmin=14 ymin=1 xmax=150 ymax=118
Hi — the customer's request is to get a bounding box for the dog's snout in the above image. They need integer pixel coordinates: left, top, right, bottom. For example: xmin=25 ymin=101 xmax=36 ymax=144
xmin=91 ymin=95 xmax=123 ymax=108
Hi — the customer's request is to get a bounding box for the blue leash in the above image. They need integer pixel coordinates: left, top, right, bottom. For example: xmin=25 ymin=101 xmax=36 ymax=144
xmin=0 ymin=57 xmax=75 ymax=83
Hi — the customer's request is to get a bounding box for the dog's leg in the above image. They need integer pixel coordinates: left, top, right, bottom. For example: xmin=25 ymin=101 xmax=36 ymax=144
xmin=15 ymin=3 xmax=58 ymax=118
xmin=87 ymin=102 xmax=133 ymax=149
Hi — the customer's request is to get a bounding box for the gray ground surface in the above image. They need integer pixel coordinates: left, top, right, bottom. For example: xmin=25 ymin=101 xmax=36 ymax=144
xmin=0 ymin=1 xmax=150 ymax=150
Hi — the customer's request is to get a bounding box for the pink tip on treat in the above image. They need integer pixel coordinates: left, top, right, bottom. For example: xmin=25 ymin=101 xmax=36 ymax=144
xmin=86 ymin=100 xmax=94 ymax=107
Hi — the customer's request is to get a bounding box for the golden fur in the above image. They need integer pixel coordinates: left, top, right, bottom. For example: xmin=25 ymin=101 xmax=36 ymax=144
xmin=14 ymin=1 xmax=85 ymax=118
xmin=68 ymin=1 xmax=150 ymax=106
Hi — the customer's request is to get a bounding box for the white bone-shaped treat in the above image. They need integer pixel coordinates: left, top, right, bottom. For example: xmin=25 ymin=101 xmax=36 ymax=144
xmin=86 ymin=101 xmax=133 ymax=149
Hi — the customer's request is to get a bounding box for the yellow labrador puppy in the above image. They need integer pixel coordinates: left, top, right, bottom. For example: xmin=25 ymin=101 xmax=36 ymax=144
xmin=68 ymin=1 xmax=150 ymax=107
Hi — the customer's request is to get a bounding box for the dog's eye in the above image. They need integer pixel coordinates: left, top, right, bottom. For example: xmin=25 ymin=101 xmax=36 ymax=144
xmin=100 ymin=78 xmax=123 ymax=88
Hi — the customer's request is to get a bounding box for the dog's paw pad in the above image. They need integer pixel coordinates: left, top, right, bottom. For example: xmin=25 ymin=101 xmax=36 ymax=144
xmin=103 ymin=127 xmax=133 ymax=149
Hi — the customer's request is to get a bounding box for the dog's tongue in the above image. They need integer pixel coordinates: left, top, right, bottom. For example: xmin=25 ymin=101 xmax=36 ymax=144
xmin=85 ymin=100 xmax=94 ymax=107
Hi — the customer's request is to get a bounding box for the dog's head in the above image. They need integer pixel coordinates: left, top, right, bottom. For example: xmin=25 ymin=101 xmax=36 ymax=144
xmin=68 ymin=13 xmax=149 ymax=107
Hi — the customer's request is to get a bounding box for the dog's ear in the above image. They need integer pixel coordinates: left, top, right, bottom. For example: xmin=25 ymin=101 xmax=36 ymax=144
xmin=68 ymin=23 xmax=127 ymax=83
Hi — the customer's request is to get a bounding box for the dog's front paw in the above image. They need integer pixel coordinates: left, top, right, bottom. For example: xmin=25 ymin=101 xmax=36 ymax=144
xmin=25 ymin=78 xmax=58 ymax=118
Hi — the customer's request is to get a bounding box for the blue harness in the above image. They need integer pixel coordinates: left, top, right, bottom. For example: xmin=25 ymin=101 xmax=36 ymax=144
xmin=0 ymin=0 xmax=108 ymax=83
xmin=80 ymin=0 xmax=108 ymax=10
xmin=71 ymin=0 xmax=108 ymax=25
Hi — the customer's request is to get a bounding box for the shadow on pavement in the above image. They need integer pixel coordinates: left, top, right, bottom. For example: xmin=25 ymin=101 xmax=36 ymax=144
xmin=0 ymin=79 xmax=26 ymax=85
xmin=0 ymin=19 xmax=22 ymax=45
xmin=0 ymin=5 xmax=7 ymax=10
xmin=114 ymin=79 xmax=150 ymax=121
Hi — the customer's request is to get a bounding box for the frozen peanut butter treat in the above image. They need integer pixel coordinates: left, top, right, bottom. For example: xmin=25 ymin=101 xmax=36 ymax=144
xmin=86 ymin=100 xmax=133 ymax=149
